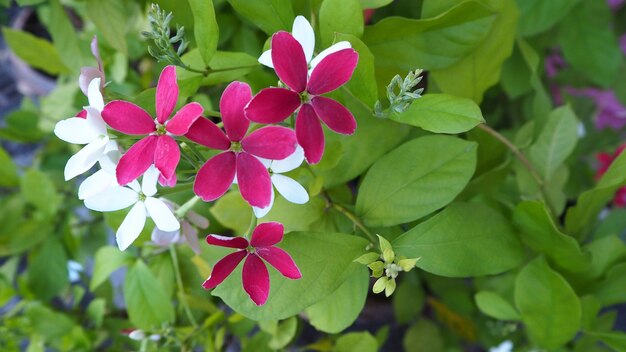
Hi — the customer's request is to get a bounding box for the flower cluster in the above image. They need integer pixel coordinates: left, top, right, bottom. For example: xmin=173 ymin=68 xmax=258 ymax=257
xmin=55 ymin=16 xmax=358 ymax=305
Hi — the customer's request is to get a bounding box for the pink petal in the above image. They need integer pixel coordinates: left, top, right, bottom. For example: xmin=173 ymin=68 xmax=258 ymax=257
xmin=256 ymin=246 xmax=302 ymax=279
xmin=206 ymin=234 xmax=249 ymax=249
xmin=295 ymin=104 xmax=325 ymax=164
xmin=77 ymin=109 xmax=87 ymax=118
xmin=311 ymin=96 xmax=357 ymax=135
xmin=166 ymin=102 xmax=203 ymax=135
xmin=307 ymin=48 xmax=359 ymax=95
xmin=242 ymin=254 xmax=270 ymax=306
xmin=202 ymin=251 xmax=247 ymax=289
xmin=250 ymin=222 xmax=284 ymax=247
xmin=220 ymin=81 xmax=252 ymax=142
xmin=271 ymin=31 xmax=308 ymax=93
xmin=237 ymin=152 xmax=272 ymax=208
xmin=241 ymin=126 xmax=297 ymax=160
xmin=116 ymin=136 xmax=158 ymax=185
xmin=156 ymin=65 xmax=179 ymax=124
xmin=159 ymin=173 xmax=177 ymax=187
xmin=185 ymin=118 xmax=230 ymax=150
xmin=154 ymin=135 xmax=180 ymax=182
xmin=102 ymin=101 xmax=156 ymax=135
xmin=194 ymin=151 xmax=237 ymax=201
xmin=244 ymin=88 xmax=301 ymax=124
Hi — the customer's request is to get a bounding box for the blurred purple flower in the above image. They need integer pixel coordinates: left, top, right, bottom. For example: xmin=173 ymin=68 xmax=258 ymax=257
xmin=608 ymin=0 xmax=625 ymax=10
xmin=545 ymin=51 xmax=566 ymax=78
xmin=567 ymin=88 xmax=626 ymax=129
xmin=620 ymin=34 xmax=626 ymax=55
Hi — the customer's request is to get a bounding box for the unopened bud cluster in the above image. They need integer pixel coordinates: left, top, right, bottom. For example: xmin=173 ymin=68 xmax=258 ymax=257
xmin=375 ymin=69 xmax=424 ymax=118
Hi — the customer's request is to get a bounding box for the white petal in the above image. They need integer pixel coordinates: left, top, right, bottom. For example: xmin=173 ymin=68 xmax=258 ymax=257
xmin=145 ymin=197 xmax=180 ymax=232
xmin=272 ymin=174 xmax=309 ymax=204
xmin=78 ymin=169 xmax=117 ymax=200
xmin=151 ymin=227 xmax=180 ymax=246
xmin=253 ymin=187 xmax=275 ymax=218
xmin=116 ymin=202 xmax=147 ymax=251
xmin=103 ymin=140 xmax=119 ymax=154
xmin=182 ymin=221 xmax=201 ymax=254
xmin=271 ymin=145 xmax=304 ymax=173
xmin=256 ymin=156 xmax=272 ymax=169
xmin=99 ymin=149 xmax=121 ymax=174
xmin=258 ymin=50 xmax=274 ymax=68
xmin=84 ymin=106 xmax=107 ymax=135
xmin=127 ymin=180 xmax=141 ymax=193
xmin=310 ymin=41 xmax=352 ymax=71
xmin=54 ymin=117 xmax=101 ymax=144
xmin=292 ymin=15 xmax=315 ymax=63
xmin=64 ymin=136 xmax=109 ymax=180
xmin=84 ymin=186 xmax=138 ymax=211
xmin=141 ymin=165 xmax=160 ymax=196
xmin=87 ymin=78 xmax=105 ymax=111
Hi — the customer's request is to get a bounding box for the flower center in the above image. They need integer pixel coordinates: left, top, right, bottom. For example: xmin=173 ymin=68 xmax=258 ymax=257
xmin=230 ymin=141 xmax=243 ymax=153
xmin=138 ymin=192 xmax=147 ymax=202
xmin=300 ymin=91 xmax=312 ymax=104
xmin=247 ymin=246 xmax=256 ymax=254
xmin=155 ymin=123 xmax=167 ymax=136
xmin=384 ymin=263 xmax=402 ymax=279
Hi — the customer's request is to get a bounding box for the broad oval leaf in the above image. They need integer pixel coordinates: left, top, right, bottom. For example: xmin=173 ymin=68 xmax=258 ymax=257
xmin=319 ymin=0 xmax=363 ymax=47
xmin=86 ymin=0 xmax=128 ymax=55
xmin=188 ymin=0 xmax=219 ymax=65
xmin=517 ymin=0 xmax=579 ymax=37
xmin=335 ymin=33 xmax=378 ymax=107
xmin=2 ymin=27 xmax=68 ymax=75
xmin=393 ymin=202 xmax=524 ymax=277
xmin=228 ymin=0 xmax=294 ymax=35
xmin=27 ymin=238 xmax=68 ymax=301
xmin=474 ymin=291 xmax=520 ymax=321
xmin=356 ymin=135 xmax=477 ymax=227
xmin=124 ymin=260 xmax=175 ymax=329
xmin=90 ymin=246 xmax=134 ymax=290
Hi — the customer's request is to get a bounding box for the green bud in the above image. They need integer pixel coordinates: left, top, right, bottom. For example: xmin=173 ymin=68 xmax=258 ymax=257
xmin=397 ymin=258 xmax=420 ymax=271
xmin=385 ymin=278 xmax=396 ymax=297
xmin=382 ymin=248 xmax=395 ymax=263
xmin=377 ymin=234 xmax=392 ymax=253
xmin=373 ymin=277 xmax=388 ymax=294
xmin=368 ymin=261 xmax=384 ymax=278
xmin=354 ymin=252 xmax=381 ymax=265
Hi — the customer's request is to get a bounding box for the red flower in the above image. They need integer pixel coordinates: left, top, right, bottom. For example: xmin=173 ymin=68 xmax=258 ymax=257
xmin=101 ymin=66 xmax=203 ymax=186
xmin=202 ymin=222 xmax=301 ymax=306
xmin=187 ymin=81 xmax=297 ymax=208
xmin=245 ymin=31 xmax=359 ymax=164
xmin=596 ymin=143 xmax=626 ymax=207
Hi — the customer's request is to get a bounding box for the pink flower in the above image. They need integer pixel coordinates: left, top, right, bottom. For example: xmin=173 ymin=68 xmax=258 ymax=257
xmin=102 ymin=66 xmax=203 ymax=186
xmin=187 ymin=81 xmax=297 ymax=208
xmin=567 ymin=88 xmax=626 ymax=130
xmin=79 ymin=36 xmax=105 ymax=96
xmin=245 ymin=31 xmax=359 ymax=164
xmin=202 ymin=222 xmax=301 ymax=306
xmin=596 ymin=144 xmax=626 ymax=207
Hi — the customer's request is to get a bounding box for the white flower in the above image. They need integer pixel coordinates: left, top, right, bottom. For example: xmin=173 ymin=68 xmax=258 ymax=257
xmin=78 ymin=149 xmax=120 ymax=200
xmin=149 ymin=199 xmax=208 ymax=254
xmin=84 ymin=165 xmax=180 ymax=251
xmin=253 ymin=146 xmax=310 ymax=218
xmin=54 ymin=77 xmax=112 ymax=180
xmin=67 ymin=260 xmax=83 ymax=283
xmin=489 ymin=340 xmax=513 ymax=352
xmin=258 ymin=15 xmax=352 ymax=72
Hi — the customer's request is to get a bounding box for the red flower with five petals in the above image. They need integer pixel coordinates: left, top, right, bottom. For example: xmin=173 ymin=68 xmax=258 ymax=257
xmin=202 ymin=222 xmax=301 ymax=306
xmin=102 ymin=66 xmax=203 ymax=186
xmin=187 ymin=81 xmax=297 ymax=208
xmin=245 ymin=31 xmax=359 ymax=164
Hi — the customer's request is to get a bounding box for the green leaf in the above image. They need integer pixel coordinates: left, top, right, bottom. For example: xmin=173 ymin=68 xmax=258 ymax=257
xmin=210 ymin=191 xmax=252 ymax=234
xmin=390 ymin=94 xmax=485 ymax=134
xmin=430 ymin=0 xmax=519 ymax=103
xmin=475 ymin=291 xmax=520 ymax=320
xmin=356 ymin=135 xmax=477 ymax=227
xmin=1 ymin=27 xmax=68 ymax=74
xmin=261 ymin=195 xmax=327 ymax=232
xmin=188 ymin=0 xmax=219 ymax=65
xmin=0 ymin=146 xmax=18 ymax=187
xmin=516 ymin=0 xmax=579 ymax=37
xmin=227 ymin=0 xmax=294 ymax=35
xmin=86 ymin=0 xmax=128 ymax=55
xmin=90 ymin=246 xmax=133 ymax=290
xmin=393 ymin=274 xmax=425 ymax=324
xmin=27 ymin=238 xmax=68 ymax=301
xmin=25 ymin=303 xmax=76 ymax=340
xmin=305 ymin=266 xmax=369 ymax=333
xmin=582 ymin=235 xmax=626 ymax=281
xmin=0 ymin=110 xmax=44 ymax=142
xmin=335 ymin=332 xmax=378 ymax=352
xmin=20 ymin=169 xmax=61 ymax=219
xmin=528 ymin=105 xmax=579 ymax=180
xmin=319 ymin=0 xmax=363 ymax=47
xmin=403 ymin=319 xmax=444 ymax=352
xmin=124 ymin=260 xmax=175 ymax=329
xmin=86 ymin=298 xmax=106 ymax=328
xmin=49 ymin=0 xmax=83 ymax=69
xmin=514 ymin=257 xmax=581 ymax=349
xmin=267 ymin=316 xmax=298 ymax=349
xmin=592 ymin=263 xmax=626 ymax=306
xmin=585 ymin=331 xmax=626 ymax=351
xmin=558 ymin=0 xmax=622 ymax=87
xmin=394 ymin=202 xmax=523 ymax=277
xmin=334 ymin=33 xmax=378 ymax=107
xmin=212 ymin=231 xmax=368 ymax=320
xmin=360 ymin=0 xmax=392 ymax=8
xmin=363 ymin=1 xmax=496 ymax=90
xmin=513 ymin=201 xmax=589 ymax=272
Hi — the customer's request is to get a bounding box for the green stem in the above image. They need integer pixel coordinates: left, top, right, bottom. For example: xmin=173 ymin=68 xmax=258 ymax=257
xmin=169 ymin=245 xmax=198 ymax=328
xmin=181 ymin=64 xmax=259 ymax=76
xmin=139 ymin=339 xmax=149 ymax=352
xmin=332 ymin=203 xmax=377 ymax=245
xmin=205 ymin=110 xmax=222 ymax=118
xmin=158 ymin=183 xmax=193 ymax=195
xmin=175 ymin=196 xmax=200 ymax=219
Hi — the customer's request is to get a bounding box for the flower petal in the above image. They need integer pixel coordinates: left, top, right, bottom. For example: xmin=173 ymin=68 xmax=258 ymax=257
xmin=159 ymin=173 xmax=177 ymax=187
xmin=244 ymin=88 xmax=301 ymax=124
xmin=185 ymin=118 xmax=230 ymax=150
xmin=206 ymin=234 xmax=249 ymax=249
xmin=154 ymin=136 xmax=180 ymax=184
xmin=202 ymin=251 xmax=247 ymax=289
xmin=307 ymin=48 xmax=359 ymax=95
xmin=182 ymin=222 xmax=202 ymax=254
xmin=220 ymin=81 xmax=252 ymax=141
xmin=102 ymin=101 xmax=156 ymax=135
xmin=194 ymin=152 xmax=237 ymax=201
xmin=241 ymin=126 xmax=297 ymax=160
xmin=311 ymin=96 xmax=357 ymax=135
xmin=145 ymin=197 xmax=180 ymax=232
xmin=271 ymin=31 xmax=308 ymax=92
xmin=166 ymin=102 xmax=203 ymax=135
xmin=141 ymin=165 xmax=160 ymax=197
xmin=156 ymin=65 xmax=179 ymax=123
xmin=242 ymin=254 xmax=270 ymax=306
xmin=79 ymin=68 xmax=104 ymax=97
xmin=237 ymin=152 xmax=273 ymax=208
xmin=292 ymin=15 xmax=315 ymax=64
xmin=116 ymin=136 xmax=158 ymax=186
xmin=250 ymin=222 xmax=284 ymax=247
xmin=84 ymin=185 xmax=138 ymax=211
xmin=187 ymin=211 xmax=209 ymax=228
xmin=87 ymin=77 xmax=105 ymax=111
xmin=253 ymin=187 xmax=274 ymax=219
xmin=54 ymin=117 xmax=101 ymax=144
xmin=295 ymin=104 xmax=325 ymax=164
xmin=78 ymin=169 xmax=117 ymax=200
xmin=271 ymin=145 xmax=304 ymax=173
xmin=309 ymin=41 xmax=351 ymax=71
xmin=116 ymin=202 xmax=147 ymax=251
xmin=258 ymin=49 xmax=274 ymax=68
xmin=151 ymin=228 xmax=180 ymax=246
xmin=272 ymin=174 xmax=309 ymax=204
xmin=64 ymin=136 xmax=109 ymax=180
xmin=256 ymin=246 xmax=302 ymax=279
xmin=85 ymin=106 xmax=108 ymax=135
